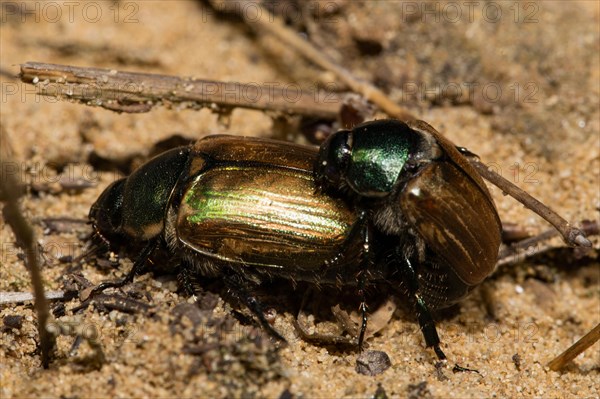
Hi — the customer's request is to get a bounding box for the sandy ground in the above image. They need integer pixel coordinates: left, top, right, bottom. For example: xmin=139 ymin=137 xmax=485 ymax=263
xmin=1 ymin=1 xmax=599 ymax=398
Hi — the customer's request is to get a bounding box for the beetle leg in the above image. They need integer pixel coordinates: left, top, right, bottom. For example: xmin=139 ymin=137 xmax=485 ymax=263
xmin=312 ymin=207 xmax=372 ymax=350
xmin=414 ymin=294 xmax=446 ymax=360
xmin=222 ymin=272 xmax=286 ymax=342
xmin=88 ymin=239 xmax=158 ymax=298
xmin=400 ymin=257 xmax=483 ymax=372
xmin=177 ymin=262 xmax=197 ymax=298
xmin=357 ymin=214 xmax=374 ymax=352
xmin=399 ymin=256 xmax=446 ymax=360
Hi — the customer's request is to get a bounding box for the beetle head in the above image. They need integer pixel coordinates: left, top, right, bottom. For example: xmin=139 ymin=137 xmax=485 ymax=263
xmin=316 ymin=120 xmax=436 ymax=199
xmin=89 ymin=178 xmax=126 ymax=246
xmin=89 ymin=146 xmax=191 ymax=249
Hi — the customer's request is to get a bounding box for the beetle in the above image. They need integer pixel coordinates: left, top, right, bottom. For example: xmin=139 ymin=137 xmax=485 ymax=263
xmin=313 ymin=119 xmax=502 ymax=359
xmin=88 ymin=119 xmax=589 ymax=362
xmin=89 ymin=134 xmax=363 ymax=342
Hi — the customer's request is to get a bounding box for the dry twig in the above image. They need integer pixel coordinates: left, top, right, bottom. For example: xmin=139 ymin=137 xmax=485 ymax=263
xmin=20 ymin=61 xmax=341 ymax=118
xmin=469 ymin=159 xmax=592 ymax=248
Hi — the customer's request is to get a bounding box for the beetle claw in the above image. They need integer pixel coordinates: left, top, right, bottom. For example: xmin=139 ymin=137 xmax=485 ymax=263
xmin=433 ymin=345 xmax=447 ymax=361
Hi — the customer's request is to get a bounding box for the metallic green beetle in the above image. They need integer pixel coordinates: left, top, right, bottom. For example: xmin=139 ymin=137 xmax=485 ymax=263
xmin=89 ymin=120 xmax=503 ymax=360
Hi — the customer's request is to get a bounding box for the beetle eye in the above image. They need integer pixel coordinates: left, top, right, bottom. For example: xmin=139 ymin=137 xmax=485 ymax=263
xmin=315 ymin=131 xmax=351 ymax=188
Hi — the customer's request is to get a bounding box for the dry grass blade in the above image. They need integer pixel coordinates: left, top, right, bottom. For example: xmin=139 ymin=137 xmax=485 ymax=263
xmin=0 ymin=124 xmax=56 ymax=368
xmin=547 ymin=323 xmax=600 ymax=371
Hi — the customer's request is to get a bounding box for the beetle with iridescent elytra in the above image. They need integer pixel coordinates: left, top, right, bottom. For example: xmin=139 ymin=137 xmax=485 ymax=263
xmin=88 ymin=119 xmax=591 ymax=361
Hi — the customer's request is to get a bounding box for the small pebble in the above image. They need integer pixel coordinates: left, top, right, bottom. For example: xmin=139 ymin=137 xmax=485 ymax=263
xmin=515 ymin=285 xmax=524 ymax=294
xmin=3 ymin=315 xmax=23 ymax=330
xmin=355 ymin=350 xmax=391 ymax=376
